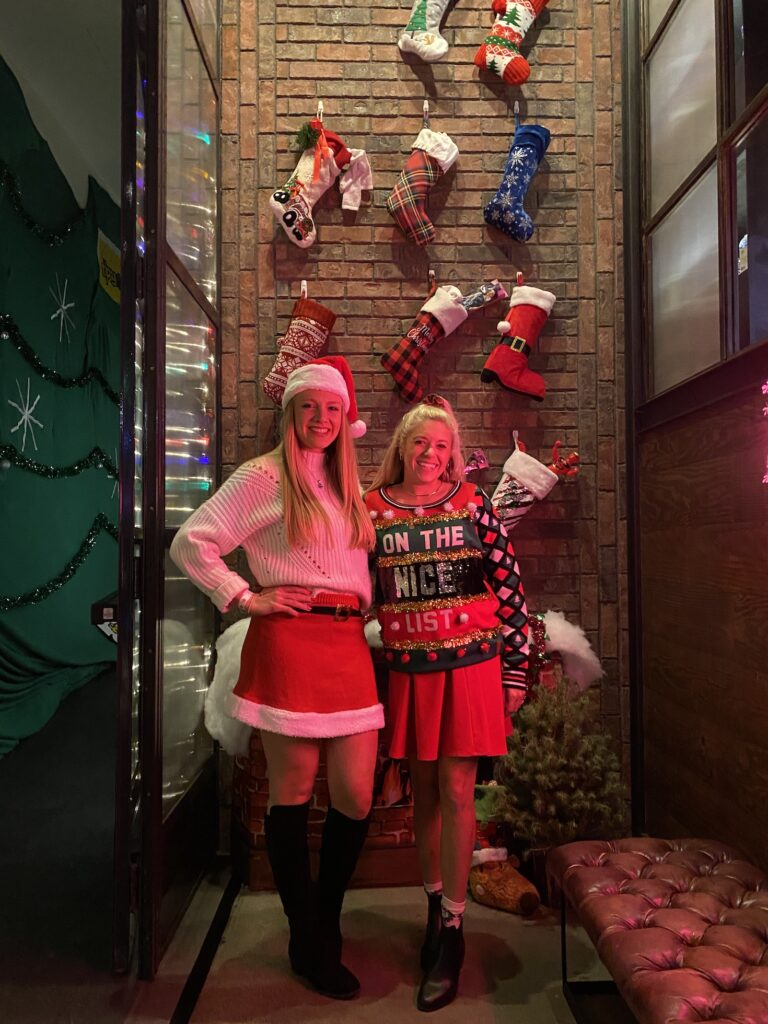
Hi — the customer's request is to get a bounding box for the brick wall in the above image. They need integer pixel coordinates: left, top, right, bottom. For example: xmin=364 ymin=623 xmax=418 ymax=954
xmin=220 ymin=0 xmax=627 ymax=772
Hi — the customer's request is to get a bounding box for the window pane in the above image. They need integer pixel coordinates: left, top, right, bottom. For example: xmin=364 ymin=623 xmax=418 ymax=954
xmin=649 ymin=165 xmax=720 ymax=394
xmin=647 ymin=0 xmax=717 ymax=216
xmin=166 ymin=0 xmax=218 ymax=303
xmin=161 ymin=554 xmax=214 ymax=816
xmin=735 ymin=114 xmax=768 ymax=350
xmin=646 ymin=0 xmax=674 ymax=42
xmin=165 ymin=270 xmax=216 ymax=527
xmin=188 ymin=0 xmax=219 ymax=77
xmin=732 ymin=0 xmax=768 ymax=118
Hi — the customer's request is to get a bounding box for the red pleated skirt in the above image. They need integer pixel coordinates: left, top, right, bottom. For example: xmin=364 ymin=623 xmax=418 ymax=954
xmin=387 ymin=656 xmax=509 ymax=761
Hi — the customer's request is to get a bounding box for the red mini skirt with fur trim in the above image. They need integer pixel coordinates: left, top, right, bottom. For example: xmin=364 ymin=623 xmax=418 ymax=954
xmin=232 ymin=595 xmax=382 ymax=739
xmin=387 ymin=656 xmax=509 ymax=760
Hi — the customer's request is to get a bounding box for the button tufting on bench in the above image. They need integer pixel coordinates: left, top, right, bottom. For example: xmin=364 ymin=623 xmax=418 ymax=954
xmin=548 ymin=838 xmax=768 ymax=1024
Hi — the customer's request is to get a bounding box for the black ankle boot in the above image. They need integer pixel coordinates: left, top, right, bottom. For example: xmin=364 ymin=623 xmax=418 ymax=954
xmin=420 ymin=892 xmax=443 ymax=972
xmin=316 ymin=807 xmax=371 ymax=992
xmin=417 ymin=920 xmax=465 ymax=1012
xmin=264 ymin=803 xmax=358 ymax=1000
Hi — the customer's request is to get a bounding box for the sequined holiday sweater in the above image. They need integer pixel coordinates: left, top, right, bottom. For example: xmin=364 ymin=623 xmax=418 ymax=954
xmin=364 ymin=481 xmax=529 ymax=693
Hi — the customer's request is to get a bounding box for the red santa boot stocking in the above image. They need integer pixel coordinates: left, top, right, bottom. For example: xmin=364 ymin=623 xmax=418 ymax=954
xmin=381 ymin=279 xmax=507 ymax=403
xmin=474 ymin=0 xmax=550 ymax=86
xmin=270 ymin=120 xmax=371 ymax=249
xmin=262 ymin=296 xmax=336 ymax=405
xmin=481 ymin=284 xmax=555 ymax=401
xmin=386 ymin=127 xmax=459 ymax=247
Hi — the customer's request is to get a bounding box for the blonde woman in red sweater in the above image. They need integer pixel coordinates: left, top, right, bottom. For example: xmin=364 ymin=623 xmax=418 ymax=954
xmin=365 ymin=396 xmax=529 ymax=1012
xmin=171 ymin=357 xmax=379 ymax=1000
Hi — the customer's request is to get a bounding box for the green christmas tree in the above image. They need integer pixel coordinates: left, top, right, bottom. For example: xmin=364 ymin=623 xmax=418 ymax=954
xmin=405 ymin=0 xmax=429 ymax=32
xmin=503 ymin=6 xmax=521 ymax=26
xmin=491 ymin=680 xmax=628 ymax=847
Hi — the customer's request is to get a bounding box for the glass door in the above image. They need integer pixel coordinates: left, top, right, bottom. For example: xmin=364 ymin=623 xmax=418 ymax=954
xmin=117 ymin=0 xmax=221 ymax=979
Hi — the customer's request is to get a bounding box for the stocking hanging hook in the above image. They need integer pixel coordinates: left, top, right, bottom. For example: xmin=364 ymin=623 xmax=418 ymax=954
xmin=513 ymin=99 xmax=520 ymax=132
xmin=300 ymin=279 xmax=308 ymax=299
xmin=423 ymin=98 xmax=430 ymax=129
xmin=317 ymin=99 xmax=324 ymax=123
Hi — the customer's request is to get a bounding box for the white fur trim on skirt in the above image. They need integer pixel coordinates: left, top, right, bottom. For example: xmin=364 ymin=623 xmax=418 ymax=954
xmin=230 ymin=694 xmax=385 ymax=739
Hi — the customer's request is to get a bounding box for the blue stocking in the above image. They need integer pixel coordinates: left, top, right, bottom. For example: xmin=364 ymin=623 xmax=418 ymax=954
xmin=483 ymin=124 xmax=550 ymax=243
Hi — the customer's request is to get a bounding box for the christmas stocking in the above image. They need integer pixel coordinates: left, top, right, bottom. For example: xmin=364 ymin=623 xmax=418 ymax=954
xmin=399 ymin=0 xmax=453 ymax=62
xmin=262 ymin=296 xmax=336 ymax=405
xmin=381 ymin=279 xmax=507 ymax=403
xmin=474 ymin=0 xmax=550 ymax=85
xmin=386 ymin=127 xmax=459 ymax=247
xmin=481 ymin=284 xmax=555 ymax=401
xmin=270 ymin=120 xmax=372 ymax=249
xmin=491 ymin=435 xmax=557 ymax=532
xmin=484 ymin=123 xmax=550 ymax=243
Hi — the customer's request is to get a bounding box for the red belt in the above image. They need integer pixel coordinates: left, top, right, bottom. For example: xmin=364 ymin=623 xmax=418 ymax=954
xmin=308 ymin=592 xmax=362 ymax=620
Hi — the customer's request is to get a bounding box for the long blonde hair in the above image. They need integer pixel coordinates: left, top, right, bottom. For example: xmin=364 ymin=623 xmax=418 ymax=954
xmin=280 ymin=400 xmax=376 ymax=550
xmin=368 ymin=399 xmax=465 ymax=491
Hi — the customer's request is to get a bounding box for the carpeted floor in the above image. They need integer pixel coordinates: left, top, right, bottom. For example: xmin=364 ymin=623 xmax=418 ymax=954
xmin=183 ymin=886 xmax=593 ymax=1024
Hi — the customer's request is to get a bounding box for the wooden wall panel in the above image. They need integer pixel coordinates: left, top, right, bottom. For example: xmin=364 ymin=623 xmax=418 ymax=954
xmin=639 ymin=388 xmax=768 ymax=869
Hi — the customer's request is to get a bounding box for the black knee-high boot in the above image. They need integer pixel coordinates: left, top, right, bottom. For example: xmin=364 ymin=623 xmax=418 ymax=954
xmin=317 ymin=807 xmax=371 ymax=980
xmin=265 ymin=802 xmax=359 ymax=1000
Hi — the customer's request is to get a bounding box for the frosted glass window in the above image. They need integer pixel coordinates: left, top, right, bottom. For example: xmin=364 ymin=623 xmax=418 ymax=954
xmin=161 ymin=554 xmax=214 ymax=816
xmin=188 ymin=0 xmax=219 ymax=76
xmin=164 ymin=270 xmax=217 ymax=527
xmin=649 ymin=165 xmax=720 ymax=394
xmin=166 ymin=0 xmax=218 ymax=303
xmin=734 ymin=115 xmax=768 ymax=350
xmin=732 ymin=0 xmax=768 ymax=118
xmin=647 ymin=0 xmax=717 ymax=215
xmin=646 ymin=0 xmax=674 ymax=42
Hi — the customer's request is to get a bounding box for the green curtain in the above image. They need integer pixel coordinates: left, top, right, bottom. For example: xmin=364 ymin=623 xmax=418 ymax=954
xmin=0 ymin=56 xmax=120 ymax=756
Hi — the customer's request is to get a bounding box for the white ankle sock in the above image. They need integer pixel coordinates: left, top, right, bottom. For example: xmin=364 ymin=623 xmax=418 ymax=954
xmin=441 ymin=894 xmax=465 ymax=928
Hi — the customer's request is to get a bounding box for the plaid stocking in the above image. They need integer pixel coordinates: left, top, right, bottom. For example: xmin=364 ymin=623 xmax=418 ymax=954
xmin=474 ymin=0 xmax=550 ymax=86
xmin=262 ymin=296 xmax=336 ymax=405
xmin=386 ymin=127 xmax=458 ymax=247
xmin=484 ymin=123 xmax=550 ymax=243
xmin=381 ymin=280 xmax=507 ymax=403
xmin=399 ymin=0 xmax=453 ymax=62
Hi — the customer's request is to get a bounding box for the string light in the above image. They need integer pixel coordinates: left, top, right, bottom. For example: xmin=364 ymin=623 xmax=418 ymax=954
xmin=0 ymin=514 xmax=118 ymax=612
xmin=0 ymin=443 xmax=117 ymax=480
xmin=0 ymin=315 xmax=119 ymax=406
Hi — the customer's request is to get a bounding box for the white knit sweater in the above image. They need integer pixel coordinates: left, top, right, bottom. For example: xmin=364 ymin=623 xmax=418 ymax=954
xmin=169 ymin=449 xmax=372 ymax=610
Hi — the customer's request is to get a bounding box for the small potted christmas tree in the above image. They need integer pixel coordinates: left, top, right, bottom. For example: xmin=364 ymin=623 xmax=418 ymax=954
xmin=480 ymin=679 xmax=628 ymax=901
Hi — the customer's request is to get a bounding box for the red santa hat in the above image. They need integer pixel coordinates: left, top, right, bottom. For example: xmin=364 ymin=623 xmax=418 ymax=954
xmin=281 ymin=355 xmax=367 ymax=438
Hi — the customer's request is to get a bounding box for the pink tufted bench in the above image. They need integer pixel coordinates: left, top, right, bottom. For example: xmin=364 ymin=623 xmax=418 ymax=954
xmin=547 ymin=837 xmax=768 ymax=1024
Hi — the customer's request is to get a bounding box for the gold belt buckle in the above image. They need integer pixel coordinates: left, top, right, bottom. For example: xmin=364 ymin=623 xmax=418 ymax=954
xmin=334 ymin=604 xmax=352 ymax=622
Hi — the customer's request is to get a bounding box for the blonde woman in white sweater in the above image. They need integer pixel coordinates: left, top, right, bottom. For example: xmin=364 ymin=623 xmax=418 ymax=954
xmin=170 ymin=356 xmax=379 ymax=1000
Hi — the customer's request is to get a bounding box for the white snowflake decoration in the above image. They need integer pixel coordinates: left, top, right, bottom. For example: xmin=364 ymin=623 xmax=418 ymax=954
xmin=49 ymin=274 xmax=76 ymax=345
xmin=508 ymin=147 xmax=528 ymax=170
xmin=8 ymin=377 xmax=44 ymax=452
